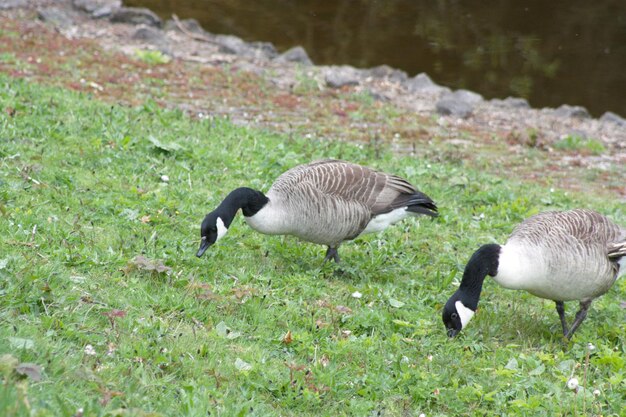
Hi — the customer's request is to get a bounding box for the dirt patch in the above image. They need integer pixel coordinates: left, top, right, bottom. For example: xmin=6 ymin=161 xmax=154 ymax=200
xmin=1 ymin=1 xmax=625 ymax=200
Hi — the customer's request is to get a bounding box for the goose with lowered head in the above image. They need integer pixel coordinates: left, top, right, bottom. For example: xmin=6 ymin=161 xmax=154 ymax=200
xmin=196 ymin=159 xmax=438 ymax=262
xmin=443 ymin=209 xmax=626 ymax=339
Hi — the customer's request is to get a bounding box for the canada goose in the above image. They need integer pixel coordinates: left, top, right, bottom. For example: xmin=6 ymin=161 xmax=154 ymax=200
xmin=443 ymin=209 xmax=626 ymax=339
xmin=196 ymin=159 xmax=438 ymax=262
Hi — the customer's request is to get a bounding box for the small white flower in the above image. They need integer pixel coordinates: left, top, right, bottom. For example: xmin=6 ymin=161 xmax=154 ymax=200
xmin=351 ymin=291 xmax=362 ymax=299
xmin=593 ymin=389 xmax=601 ymax=396
xmin=419 ymin=414 xmax=426 ymax=417
xmin=567 ymin=377 xmax=579 ymax=390
xmin=84 ymin=344 xmax=96 ymax=356
xmin=160 ymin=175 xmax=169 ymax=183
xmin=427 ymin=354 xmax=433 ymax=361
xmin=587 ymin=342 xmax=596 ymax=351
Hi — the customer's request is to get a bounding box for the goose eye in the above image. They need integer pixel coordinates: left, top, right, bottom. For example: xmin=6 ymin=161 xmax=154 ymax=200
xmin=451 ymin=313 xmax=458 ymax=320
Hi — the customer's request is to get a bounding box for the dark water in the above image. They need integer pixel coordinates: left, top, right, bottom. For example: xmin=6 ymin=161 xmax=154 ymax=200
xmin=126 ymin=0 xmax=626 ymax=117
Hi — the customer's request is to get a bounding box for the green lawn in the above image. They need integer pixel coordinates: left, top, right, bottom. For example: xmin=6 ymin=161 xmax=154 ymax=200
xmin=1 ymin=75 xmax=625 ymax=416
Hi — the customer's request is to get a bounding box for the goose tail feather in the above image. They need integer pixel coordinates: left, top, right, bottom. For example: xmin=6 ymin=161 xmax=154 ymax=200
xmin=406 ymin=200 xmax=438 ymax=217
xmin=608 ymin=240 xmax=626 ymax=260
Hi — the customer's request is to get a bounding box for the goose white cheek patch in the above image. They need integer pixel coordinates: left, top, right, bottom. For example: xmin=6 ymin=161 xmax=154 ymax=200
xmin=455 ymin=300 xmax=475 ymax=329
xmin=216 ymin=217 xmax=228 ymax=241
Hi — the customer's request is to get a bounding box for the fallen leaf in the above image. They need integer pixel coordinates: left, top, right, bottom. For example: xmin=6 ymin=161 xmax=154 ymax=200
xmin=335 ymin=305 xmax=352 ymax=314
xmin=103 ymin=309 xmax=127 ymax=319
xmin=232 ymin=286 xmax=256 ymax=300
xmin=15 ymin=363 xmax=42 ymax=381
xmin=140 ymin=215 xmax=151 ymax=224
xmin=315 ymin=319 xmax=329 ymax=329
xmin=196 ymin=290 xmax=219 ymax=301
xmin=282 ymin=330 xmax=293 ymax=345
xmin=128 ymin=255 xmax=172 ymax=274
xmin=316 ymin=299 xmax=332 ymax=309
xmin=99 ymin=389 xmax=124 ymax=406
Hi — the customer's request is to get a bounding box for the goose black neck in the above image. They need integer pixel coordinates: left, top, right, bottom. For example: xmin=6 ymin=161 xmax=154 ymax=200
xmin=219 ymin=187 xmax=269 ymax=219
xmin=457 ymin=243 xmax=501 ymax=310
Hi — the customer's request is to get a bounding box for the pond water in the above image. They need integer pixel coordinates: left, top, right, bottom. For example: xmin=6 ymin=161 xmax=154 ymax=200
xmin=125 ymin=0 xmax=626 ymax=117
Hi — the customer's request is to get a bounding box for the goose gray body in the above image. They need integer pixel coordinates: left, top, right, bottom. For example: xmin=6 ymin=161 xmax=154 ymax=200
xmin=197 ymin=159 xmax=438 ymax=261
xmin=443 ymin=209 xmax=626 ymax=339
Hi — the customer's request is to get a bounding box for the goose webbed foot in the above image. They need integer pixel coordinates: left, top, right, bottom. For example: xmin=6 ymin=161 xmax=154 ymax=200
xmin=324 ymin=247 xmax=340 ymax=263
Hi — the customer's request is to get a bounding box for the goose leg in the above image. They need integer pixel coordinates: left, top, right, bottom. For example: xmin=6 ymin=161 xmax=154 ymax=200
xmin=324 ymin=246 xmax=340 ymax=263
xmin=555 ymin=301 xmax=569 ymax=336
xmin=564 ymin=300 xmax=592 ymax=339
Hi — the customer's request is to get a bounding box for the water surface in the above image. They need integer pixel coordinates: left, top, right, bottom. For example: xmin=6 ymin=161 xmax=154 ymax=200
xmin=126 ymin=0 xmax=626 ymax=117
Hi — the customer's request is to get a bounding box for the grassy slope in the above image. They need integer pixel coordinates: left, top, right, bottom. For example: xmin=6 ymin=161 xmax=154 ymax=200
xmin=0 ymin=75 xmax=625 ymax=416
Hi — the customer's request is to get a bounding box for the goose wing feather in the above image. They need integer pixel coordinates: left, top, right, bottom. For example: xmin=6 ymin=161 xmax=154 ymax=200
xmin=271 ymin=159 xmax=431 ymax=215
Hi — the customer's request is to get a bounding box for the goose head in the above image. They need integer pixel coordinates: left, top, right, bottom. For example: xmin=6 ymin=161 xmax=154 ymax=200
xmin=442 ymin=243 xmax=501 ymax=337
xmin=197 ymin=211 xmax=229 ymax=257
xmin=196 ymin=188 xmax=269 ymax=258
xmin=442 ymin=293 xmax=476 ymax=337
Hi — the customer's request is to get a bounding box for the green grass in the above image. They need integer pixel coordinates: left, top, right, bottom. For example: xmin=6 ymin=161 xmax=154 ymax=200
xmin=0 ymin=75 xmax=625 ymax=416
xmin=553 ymin=135 xmax=606 ymax=155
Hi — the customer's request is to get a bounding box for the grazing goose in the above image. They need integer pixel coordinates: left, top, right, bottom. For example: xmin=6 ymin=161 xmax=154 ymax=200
xmin=443 ymin=209 xmax=626 ymax=339
xmin=196 ymin=159 xmax=438 ymax=262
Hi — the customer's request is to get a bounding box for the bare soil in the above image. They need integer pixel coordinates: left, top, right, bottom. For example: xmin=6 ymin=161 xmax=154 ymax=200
xmin=2 ymin=1 xmax=625 ymax=201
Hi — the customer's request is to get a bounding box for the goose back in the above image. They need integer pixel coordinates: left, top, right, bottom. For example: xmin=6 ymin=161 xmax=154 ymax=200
xmin=494 ymin=209 xmax=625 ymax=301
xmin=246 ymin=160 xmax=432 ymax=246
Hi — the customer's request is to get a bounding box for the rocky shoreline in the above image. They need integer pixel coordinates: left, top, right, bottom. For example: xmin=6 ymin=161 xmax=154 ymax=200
xmin=2 ymin=0 xmax=626 ymax=199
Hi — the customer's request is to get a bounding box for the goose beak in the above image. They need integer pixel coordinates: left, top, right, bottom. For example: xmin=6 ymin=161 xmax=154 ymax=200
xmin=196 ymin=238 xmax=211 ymax=257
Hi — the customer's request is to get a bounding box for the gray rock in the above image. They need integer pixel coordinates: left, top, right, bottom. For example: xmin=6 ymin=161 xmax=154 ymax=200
xmin=213 ymin=34 xmax=246 ymax=54
xmin=212 ymin=34 xmax=276 ymax=59
xmin=405 ymin=73 xmax=449 ymax=95
xmin=164 ymin=18 xmax=205 ymax=35
xmin=490 ymin=97 xmax=530 ymax=109
xmin=436 ymin=98 xmax=473 ymax=118
xmin=434 ymin=89 xmax=483 ymax=118
xmin=443 ymin=89 xmax=484 ymax=104
xmin=73 ymin=0 xmax=120 ymax=17
xmin=367 ymin=65 xmax=408 ymax=83
xmin=249 ymin=41 xmax=278 ymax=59
xmin=274 ymin=46 xmax=313 ymax=66
xmin=324 ymin=65 xmax=363 ymax=88
xmin=132 ymin=25 xmax=166 ymax=45
xmin=37 ymin=7 xmax=75 ymax=28
xmin=0 ymin=0 xmax=27 ymax=10
xmin=110 ymin=7 xmax=162 ymax=28
xmin=553 ymin=104 xmax=590 ymax=119
xmin=599 ymin=111 xmax=626 ymax=126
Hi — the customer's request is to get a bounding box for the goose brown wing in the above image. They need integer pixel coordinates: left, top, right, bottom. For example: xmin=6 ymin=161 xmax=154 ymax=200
xmin=274 ymin=160 xmax=435 ymax=215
